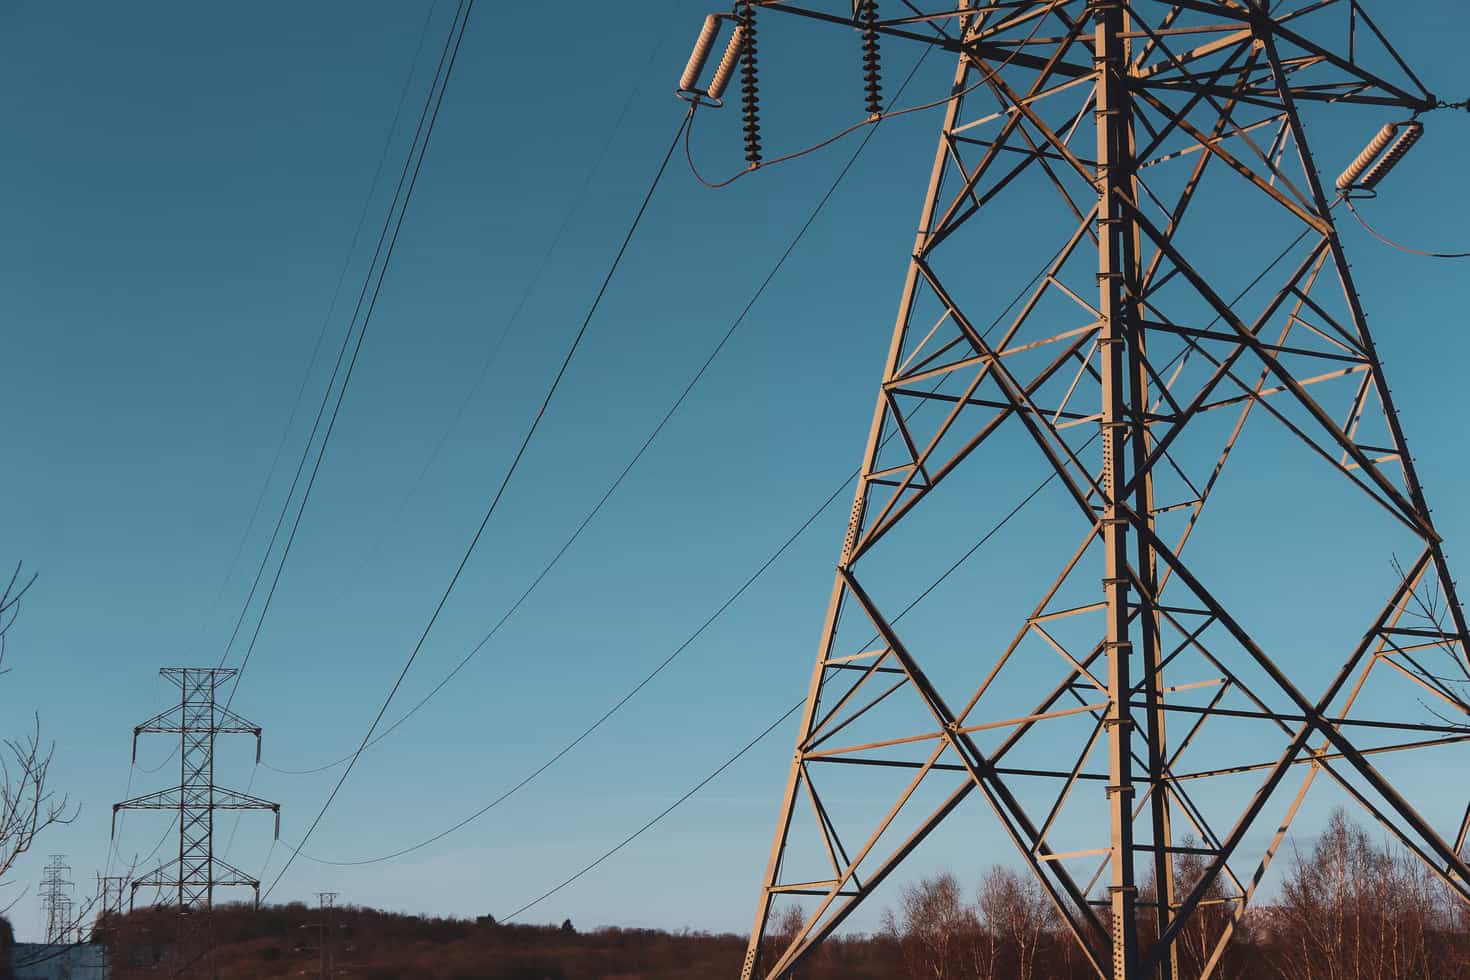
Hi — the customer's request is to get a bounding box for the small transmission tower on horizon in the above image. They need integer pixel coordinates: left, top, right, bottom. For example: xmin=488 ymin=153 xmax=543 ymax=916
xmin=96 ymin=874 xmax=126 ymax=918
xmin=678 ymin=2 xmax=1470 ymax=978
xmin=39 ymin=854 xmax=72 ymax=945
xmin=115 ymin=667 xmax=279 ymax=911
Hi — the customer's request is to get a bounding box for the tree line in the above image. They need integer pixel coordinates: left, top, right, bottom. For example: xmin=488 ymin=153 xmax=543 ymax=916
xmin=6 ymin=808 xmax=1465 ymax=979
xmin=875 ymin=809 xmax=1470 ymax=980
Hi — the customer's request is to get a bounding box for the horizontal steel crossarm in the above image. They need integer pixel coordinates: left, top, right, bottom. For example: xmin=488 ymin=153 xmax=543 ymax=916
xmin=130 ymin=859 xmax=260 ymax=894
xmin=1173 ymin=734 xmax=1470 ymax=783
xmin=1136 ymin=0 xmax=1431 ymax=108
xmin=755 ymin=2 xmax=963 ymax=50
xmin=114 ymin=786 xmax=276 ymax=810
xmin=133 ymin=704 xmax=260 ymax=735
xmin=1123 ymin=700 xmax=1470 ymax=736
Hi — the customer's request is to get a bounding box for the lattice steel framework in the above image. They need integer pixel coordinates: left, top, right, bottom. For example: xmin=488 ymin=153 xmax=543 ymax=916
xmin=97 ymin=874 xmax=126 ymax=918
xmin=39 ymin=854 xmax=72 ymax=945
xmin=710 ymin=2 xmax=1470 ymax=978
xmin=115 ymin=667 xmax=279 ymax=910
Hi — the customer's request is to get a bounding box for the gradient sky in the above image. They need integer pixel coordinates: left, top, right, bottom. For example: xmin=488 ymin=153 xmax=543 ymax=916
xmin=2 ymin=0 xmax=1469 ymax=944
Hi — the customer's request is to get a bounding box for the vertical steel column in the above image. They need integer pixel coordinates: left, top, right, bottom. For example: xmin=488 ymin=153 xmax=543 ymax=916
xmin=1121 ymin=6 xmax=1176 ymax=973
xmin=177 ymin=674 xmax=189 ymax=909
xmin=1093 ymin=2 xmax=1140 ymax=975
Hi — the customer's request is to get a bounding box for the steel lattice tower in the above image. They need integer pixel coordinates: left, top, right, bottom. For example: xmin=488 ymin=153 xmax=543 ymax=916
xmin=39 ymin=854 xmax=72 ymax=945
xmin=115 ymin=667 xmax=279 ymax=911
xmin=679 ymin=2 xmax=1470 ymax=978
xmin=97 ymin=874 xmax=127 ymax=918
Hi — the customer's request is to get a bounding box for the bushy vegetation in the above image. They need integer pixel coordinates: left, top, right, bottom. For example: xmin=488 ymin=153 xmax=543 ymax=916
xmin=95 ymin=811 xmax=1470 ymax=979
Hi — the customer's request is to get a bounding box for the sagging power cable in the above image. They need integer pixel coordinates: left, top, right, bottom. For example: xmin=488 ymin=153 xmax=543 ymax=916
xmin=262 ymin=42 xmax=938 ymax=780
xmin=501 ymin=462 xmax=1060 ymax=922
xmin=222 ymin=0 xmax=476 ymax=712
xmin=211 ymin=0 xmax=447 ymax=653
xmin=261 ymin=104 xmax=695 ymax=902
xmin=286 ymin=171 xmax=1061 ymax=873
xmin=492 ymin=223 xmax=1322 ymax=919
xmin=1344 ymin=197 xmax=1470 ymax=259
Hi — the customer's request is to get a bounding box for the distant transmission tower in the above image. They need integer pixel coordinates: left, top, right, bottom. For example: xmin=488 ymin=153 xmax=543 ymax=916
xmin=39 ymin=854 xmax=72 ymax=945
xmin=678 ymin=3 xmax=1470 ymax=978
xmin=114 ymin=667 xmax=280 ymax=910
xmin=97 ymin=874 xmax=127 ymax=918
xmin=316 ymin=891 xmax=339 ymax=978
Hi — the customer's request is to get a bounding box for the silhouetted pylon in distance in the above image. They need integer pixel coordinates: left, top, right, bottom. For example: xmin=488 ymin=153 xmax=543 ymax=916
xmin=115 ymin=667 xmax=279 ymax=910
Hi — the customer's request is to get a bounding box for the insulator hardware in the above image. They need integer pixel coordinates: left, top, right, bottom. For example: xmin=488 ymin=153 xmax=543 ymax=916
xmin=679 ymin=15 xmax=723 ymax=94
xmin=708 ymin=24 xmax=747 ymax=102
xmin=1359 ymin=122 xmax=1423 ymax=190
xmin=738 ymin=1 xmax=762 ymax=165
xmin=859 ymin=0 xmax=883 ymax=116
xmin=1336 ymin=121 xmax=1423 ymax=191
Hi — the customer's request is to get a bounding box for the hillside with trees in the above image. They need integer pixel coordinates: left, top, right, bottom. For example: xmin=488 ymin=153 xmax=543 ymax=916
xmin=78 ymin=811 xmax=1470 ymax=979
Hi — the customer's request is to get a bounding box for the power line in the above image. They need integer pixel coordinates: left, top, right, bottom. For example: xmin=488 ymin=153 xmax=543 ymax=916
xmin=261 ymin=44 xmax=940 ymax=780
xmin=204 ymin=0 xmax=446 ymax=647
xmin=223 ymin=0 xmax=477 ymax=710
xmin=1344 ymin=197 xmax=1470 ymax=259
xmin=436 ymin=221 xmax=1320 ymax=912
xmin=261 ymin=103 xmax=695 ymax=903
xmin=293 ymin=465 xmax=855 ymax=865
xmin=503 ymin=701 xmax=803 ymax=922
xmin=500 ymin=459 xmax=1056 ymax=922
xmin=323 ymin=34 xmax=672 ymax=612
xmin=274 ymin=191 xmax=1310 ymax=879
xmin=105 ymin=7 xmax=446 ymax=875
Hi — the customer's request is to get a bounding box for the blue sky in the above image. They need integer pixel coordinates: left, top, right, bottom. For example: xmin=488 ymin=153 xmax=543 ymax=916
xmin=1 ymin=0 xmax=1469 ymax=944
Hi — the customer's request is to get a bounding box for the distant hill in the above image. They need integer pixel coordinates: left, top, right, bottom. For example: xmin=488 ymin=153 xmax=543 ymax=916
xmin=96 ymin=903 xmax=896 ymax=979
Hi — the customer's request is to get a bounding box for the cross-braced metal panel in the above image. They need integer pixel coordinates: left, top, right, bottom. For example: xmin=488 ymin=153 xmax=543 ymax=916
xmin=115 ymin=667 xmax=279 ymax=911
xmin=720 ymin=3 xmax=1470 ymax=978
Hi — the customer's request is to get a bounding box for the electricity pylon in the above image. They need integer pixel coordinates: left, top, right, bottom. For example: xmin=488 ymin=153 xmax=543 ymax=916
xmin=39 ymin=854 xmax=72 ymax=944
xmin=683 ymin=3 xmax=1470 ymax=977
xmin=96 ymin=874 xmax=127 ymax=918
xmin=115 ymin=667 xmax=280 ymax=910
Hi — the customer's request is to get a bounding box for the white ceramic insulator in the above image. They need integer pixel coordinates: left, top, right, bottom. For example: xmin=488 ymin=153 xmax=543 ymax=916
xmin=680 ymin=15 xmax=721 ymax=93
xmin=707 ymin=25 xmax=747 ymax=101
xmin=1336 ymin=123 xmax=1398 ymax=190
xmin=1359 ymin=122 xmax=1423 ymax=190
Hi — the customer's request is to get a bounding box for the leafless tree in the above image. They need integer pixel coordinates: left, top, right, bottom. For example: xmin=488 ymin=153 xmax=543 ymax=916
xmin=0 ymin=720 xmax=75 ymax=892
xmin=881 ymin=872 xmax=976 ymax=979
xmin=0 ymin=564 xmax=76 ymax=908
xmin=1269 ymin=808 xmax=1445 ymax=980
xmin=765 ymin=904 xmax=807 ymax=977
xmin=976 ymin=865 xmax=1050 ymax=980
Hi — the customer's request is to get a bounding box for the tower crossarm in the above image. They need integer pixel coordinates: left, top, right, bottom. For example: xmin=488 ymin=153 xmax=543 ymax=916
xmin=748 ymin=0 xmax=1435 ymax=110
xmin=112 ymin=787 xmax=280 ymax=834
xmin=132 ymin=705 xmax=263 ymax=762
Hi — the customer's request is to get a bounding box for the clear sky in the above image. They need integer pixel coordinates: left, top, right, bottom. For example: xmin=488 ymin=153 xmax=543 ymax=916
xmin=1 ymin=0 xmax=1468 ymax=944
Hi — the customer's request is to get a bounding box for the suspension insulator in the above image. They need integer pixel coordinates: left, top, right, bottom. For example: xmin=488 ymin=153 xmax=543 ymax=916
xmin=739 ymin=1 xmax=762 ymax=165
xmin=707 ymin=23 xmax=746 ymax=101
xmin=679 ymin=15 xmax=723 ymax=94
xmin=1359 ymin=121 xmax=1423 ymax=190
xmin=860 ymin=0 xmax=883 ymax=116
xmin=1335 ymin=121 xmax=1422 ymax=190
